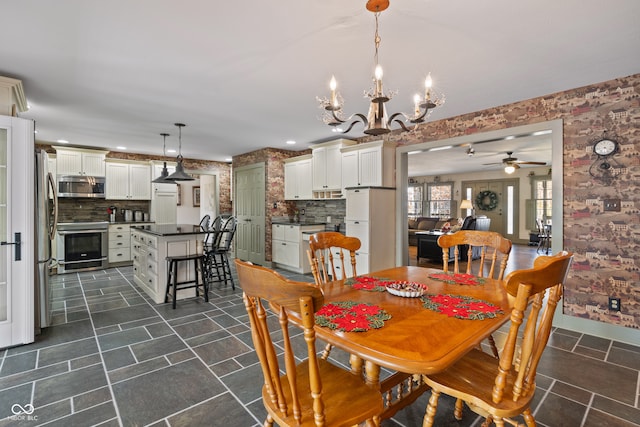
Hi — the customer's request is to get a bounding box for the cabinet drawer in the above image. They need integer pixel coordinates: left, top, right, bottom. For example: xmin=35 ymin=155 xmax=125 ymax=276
xmin=346 ymin=220 xmax=370 ymax=252
xmin=109 ymin=233 xmax=131 ymax=249
xmin=284 ymin=225 xmax=299 ymax=242
xmin=345 ymin=189 xmax=370 ymax=220
xmin=272 ymin=224 xmax=285 ymax=240
xmin=109 ymin=224 xmax=131 ymax=233
xmin=109 ymin=247 xmax=131 ymax=262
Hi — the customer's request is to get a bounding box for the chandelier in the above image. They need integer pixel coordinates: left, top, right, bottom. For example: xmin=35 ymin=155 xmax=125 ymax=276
xmin=166 ymin=123 xmax=194 ymax=181
xmin=317 ymin=0 xmax=444 ymax=135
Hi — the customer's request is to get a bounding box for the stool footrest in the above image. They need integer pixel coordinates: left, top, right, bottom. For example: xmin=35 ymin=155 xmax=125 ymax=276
xmin=165 ymin=255 xmax=208 ymax=309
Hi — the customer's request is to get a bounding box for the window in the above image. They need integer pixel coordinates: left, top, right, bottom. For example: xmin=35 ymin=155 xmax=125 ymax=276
xmin=427 ymin=182 xmax=453 ymax=217
xmin=408 ymin=184 xmax=423 ymax=216
xmin=531 ymin=176 xmax=552 ymax=223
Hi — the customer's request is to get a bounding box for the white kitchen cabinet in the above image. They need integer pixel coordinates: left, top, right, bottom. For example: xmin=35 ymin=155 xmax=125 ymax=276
xmin=284 ymin=155 xmax=313 ymax=200
xmin=108 ymin=223 xmax=132 ymax=263
xmin=105 ymin=160 xmax=151 ymax=200
xmin=340 ymin=140 xmax=395 ymax=190
xmin=312 ymin=139 xmax=356 ymax=196
xmin=131 ymin=228 xmax=202 ymax=304
xmin=54 ymin=147 xmax=107 ymax=177
xmin=272 ymin=223 xmax=324 ymax=273
xmin=345 ymin=187 xmax=395 ymax=275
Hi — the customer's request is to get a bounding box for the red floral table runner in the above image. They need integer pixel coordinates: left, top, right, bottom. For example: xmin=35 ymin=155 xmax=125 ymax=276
xmin=344 ymin=276 xmax=391 ymax=292
xmin=428 ymin=272 xmax=486 ymax=286
xmin=421 ymin=294 xmax=503 ymax=320
xmin=315 ymin=301 xmax=392 ymax=332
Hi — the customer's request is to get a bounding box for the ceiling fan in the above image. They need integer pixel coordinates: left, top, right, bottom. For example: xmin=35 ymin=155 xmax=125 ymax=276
xmin=483 ymin=151 xmax=546 ymax=173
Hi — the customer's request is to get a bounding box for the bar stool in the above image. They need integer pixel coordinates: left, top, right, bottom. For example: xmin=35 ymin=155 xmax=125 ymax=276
xmin=165 ymin=253 xmax=208 ymax=309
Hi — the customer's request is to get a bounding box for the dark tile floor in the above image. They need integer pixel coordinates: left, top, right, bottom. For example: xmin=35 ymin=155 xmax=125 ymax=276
xmin=1 ymin=257 xmax=639 ymax=426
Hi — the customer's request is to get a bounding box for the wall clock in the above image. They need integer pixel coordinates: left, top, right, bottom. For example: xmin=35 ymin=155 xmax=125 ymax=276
xmin=593 ymin=137 xmax=618 ymax=157
xmin=589 ymin=131 xmax=623 ymax=184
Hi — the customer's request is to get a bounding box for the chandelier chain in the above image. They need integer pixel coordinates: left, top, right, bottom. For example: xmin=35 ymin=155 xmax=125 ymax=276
xmin=374 ymin=12 xmax=381 ymax=69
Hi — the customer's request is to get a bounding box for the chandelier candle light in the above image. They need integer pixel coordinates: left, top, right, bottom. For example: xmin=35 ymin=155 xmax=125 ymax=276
xmin=317 ymin=0 xmax=444 ymax=135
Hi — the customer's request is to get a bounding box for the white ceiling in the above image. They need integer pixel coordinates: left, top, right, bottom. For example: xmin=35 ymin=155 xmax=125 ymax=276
xmin=2 ymin=1 xmax=639 ymax=164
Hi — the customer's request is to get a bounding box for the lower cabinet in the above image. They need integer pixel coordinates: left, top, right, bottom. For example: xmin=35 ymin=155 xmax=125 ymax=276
xmin=272 ymin=223 xmax=324 ymax=273
xmin=131 ymin=230 xmax=201 ymax=304
xmin=108 ymin=224 xmax=132 ymax=263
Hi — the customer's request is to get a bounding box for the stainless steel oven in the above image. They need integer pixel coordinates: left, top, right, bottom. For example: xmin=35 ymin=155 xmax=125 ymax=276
xmin=57 ymin=221 xmax=109 ymax=273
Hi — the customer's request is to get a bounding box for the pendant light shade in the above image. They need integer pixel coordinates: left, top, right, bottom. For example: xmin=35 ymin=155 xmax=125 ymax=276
xmin=166 ymin=123 xmax=194 ymax=181
xmin=152 ymin=133 xmax=177 ymax=184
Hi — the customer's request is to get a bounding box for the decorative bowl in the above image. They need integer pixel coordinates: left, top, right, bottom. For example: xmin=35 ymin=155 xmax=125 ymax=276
xmin=385 ymin=281 xmax=427 ymax=298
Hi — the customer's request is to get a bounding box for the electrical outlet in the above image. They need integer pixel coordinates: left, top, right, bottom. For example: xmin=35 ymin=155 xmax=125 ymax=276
xmin=608 ymin=297 xmax=621 ymax=312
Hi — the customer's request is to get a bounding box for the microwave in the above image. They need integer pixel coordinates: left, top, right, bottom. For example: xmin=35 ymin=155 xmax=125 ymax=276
xmin=57 ymin=175 xmax=106 ymax=198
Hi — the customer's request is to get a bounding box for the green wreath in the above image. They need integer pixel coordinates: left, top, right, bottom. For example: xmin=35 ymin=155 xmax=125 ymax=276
xmin=475 ymin=190 xmax=498 ymax=211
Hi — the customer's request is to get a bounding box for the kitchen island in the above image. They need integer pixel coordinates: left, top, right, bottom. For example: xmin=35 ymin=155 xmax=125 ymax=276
xmin=130 ymin=224 xmax=207 ymax=304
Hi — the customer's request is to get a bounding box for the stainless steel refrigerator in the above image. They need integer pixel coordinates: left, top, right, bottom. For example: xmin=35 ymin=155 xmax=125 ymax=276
xmin=34 ymin=149 xmax=57 ymax=332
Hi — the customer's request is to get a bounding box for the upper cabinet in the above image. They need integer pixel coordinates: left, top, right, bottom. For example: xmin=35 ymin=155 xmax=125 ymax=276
xmin=312 ymin=138 xmax=356 ymax=198
xmin=105 ymin=160 xmax=151 ymax=200
xmin=284 ymin=155 xmax=313 ymax=200
xmin=54 ymin=147 xmax=107 ymax=177
xmin=340 ymin=140 xmax=395 ymax=189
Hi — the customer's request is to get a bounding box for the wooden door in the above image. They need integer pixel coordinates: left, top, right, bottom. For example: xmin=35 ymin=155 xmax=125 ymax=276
xmin=234 ymin=163 xmax=265 ymax=264
xmin=462 ymin=178 xmax=519 ymax=240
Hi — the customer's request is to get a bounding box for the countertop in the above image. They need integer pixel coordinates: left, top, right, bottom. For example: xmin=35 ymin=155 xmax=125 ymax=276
xmin=109 ymin=221 xmax=154 ymax=225
xmin=271 ymin=219 xmax=327 ymax=226
xmin=130 ymin=224 xmax=206 ymax=236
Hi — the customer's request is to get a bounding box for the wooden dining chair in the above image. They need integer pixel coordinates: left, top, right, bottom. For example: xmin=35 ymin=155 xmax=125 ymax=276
xmin=438 ymin=230 xmax=512 ymax=359
xmin=307 ymin=231 xmax=361 ymax=285
xmin=437 ymin=230 xmax=513 ymax=281
xmin=421 ymin=251 xmax=573 ymax=427
xmin=235 ymin=259 xmax=383 ymax=427
xmin=306 ymin=231 xmax=361 ymax=359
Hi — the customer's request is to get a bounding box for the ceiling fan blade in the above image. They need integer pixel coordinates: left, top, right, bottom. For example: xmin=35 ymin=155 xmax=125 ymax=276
xmin=514 ymin=161 xmax=546 ymax=165
xmin=482 ymin=162 xmax=503 ymax=166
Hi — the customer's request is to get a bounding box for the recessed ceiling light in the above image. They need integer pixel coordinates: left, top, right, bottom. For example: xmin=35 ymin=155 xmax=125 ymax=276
xmin=286 ymin=140 xmax=296 ymax=145
xmin=167 ymin=149 xmax=176 ymax=153
xmin=407 ymin=150 xmax=422 ymax=155
xmin=331 ymin=127 xmax=344 ymax=133
xmin=116 ymin=146 xmax=127 ymax=150
xmin=56 ymin=139 xmax=69 ymax=144
xmin=532 ymin=130 xmax=552 ymax=136
xmin=224 ymin=157 xmax=232 ymax=162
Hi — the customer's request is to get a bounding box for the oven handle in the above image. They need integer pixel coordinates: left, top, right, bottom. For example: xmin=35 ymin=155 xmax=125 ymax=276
xmin=58 ymin=256 xmax=108 ymax=265
xmin=58 ymin=229 xmax=108 ymax=235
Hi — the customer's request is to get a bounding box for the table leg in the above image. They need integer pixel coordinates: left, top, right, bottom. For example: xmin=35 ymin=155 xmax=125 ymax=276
xmin=364 ymin=360 xmax=381 ymax=387
xmin=349 ymin=354 xmax=363 ymax=377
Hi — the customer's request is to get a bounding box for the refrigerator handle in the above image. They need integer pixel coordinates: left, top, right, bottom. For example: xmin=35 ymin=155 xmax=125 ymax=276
xmin=48 ymin=172 xmax=58 ymax=239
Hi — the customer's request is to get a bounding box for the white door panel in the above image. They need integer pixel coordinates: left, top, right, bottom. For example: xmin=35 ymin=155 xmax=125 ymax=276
xmin=0 ymin=117 xmax=35 ymax=348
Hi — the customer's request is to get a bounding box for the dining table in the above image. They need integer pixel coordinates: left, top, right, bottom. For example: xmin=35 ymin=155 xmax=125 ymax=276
xmin=286 ymin=265 xmax=513 ymax=419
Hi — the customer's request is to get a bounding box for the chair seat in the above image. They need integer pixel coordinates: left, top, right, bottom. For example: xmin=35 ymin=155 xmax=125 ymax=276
xmin=264 ymin=358 xmax=383 ymax=427
xmin=166 ymin=253 xmax=205 ymax=262
xmin=423 ymin=349 xmax=535 ymax=419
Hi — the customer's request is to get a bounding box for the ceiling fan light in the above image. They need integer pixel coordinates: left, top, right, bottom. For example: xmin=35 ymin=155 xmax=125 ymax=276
xmin=504 ymin=165 xmax=516 ymax=174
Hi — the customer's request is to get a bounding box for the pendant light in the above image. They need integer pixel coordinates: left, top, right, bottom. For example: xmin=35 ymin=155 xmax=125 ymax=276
xmin=166 ymin=123 xmax=194 ymax=181
xmin=152 ymin=132 xmax=177 ymax=184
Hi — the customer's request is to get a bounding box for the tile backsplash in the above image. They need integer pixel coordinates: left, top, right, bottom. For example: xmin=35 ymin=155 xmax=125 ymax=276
xmin=294 ymin=199 xmax=346 ymax=228
xmin=57 ymin=199 xmax=150 ymax=223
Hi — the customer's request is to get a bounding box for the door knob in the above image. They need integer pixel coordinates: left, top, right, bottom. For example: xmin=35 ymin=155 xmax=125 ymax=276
xmin=1 ymin=232 xmax=22 ymax=261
